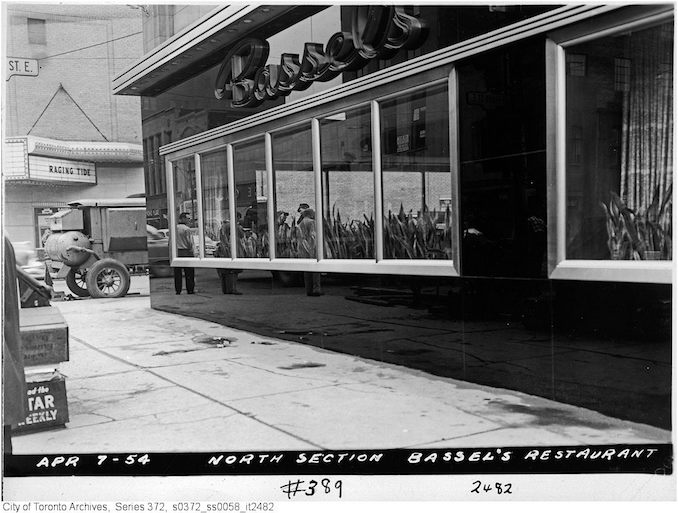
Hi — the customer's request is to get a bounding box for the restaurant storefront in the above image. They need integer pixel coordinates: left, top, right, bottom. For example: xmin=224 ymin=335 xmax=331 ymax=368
xmin=115 ymin=4 xmax=673 ymax=428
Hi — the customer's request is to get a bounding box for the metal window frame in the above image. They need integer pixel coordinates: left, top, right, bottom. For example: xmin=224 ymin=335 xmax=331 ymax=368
xmin=164 ymin=5 xmax=673 ymax=281
xmin=166 ymin=158 xmax=176 ymax=262
xmin=227 ymin=144 xmax=237 ymax=261
xmin=194 ymin=153 xmax=205 ymax=259
xmin=196 ymin=146 xmax=232 ymax=262
xmin=377 ymin=78 xmax=456 ymax=267
xmin=317 ymin=101 xmax=376 ymax=263
xmin=372 ymin=99 xmax=384 ymax=263
xmin=546 ymin=8 xmax=674 ymax=284
xmin=168 ymin=155 xmax=200 ymax=265
xmin=166 ymin=77 xmax=461 ymax=277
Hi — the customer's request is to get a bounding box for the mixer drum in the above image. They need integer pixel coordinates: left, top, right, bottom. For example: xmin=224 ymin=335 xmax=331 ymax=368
xmin=44 ymin=231 xmax=92 ymax=267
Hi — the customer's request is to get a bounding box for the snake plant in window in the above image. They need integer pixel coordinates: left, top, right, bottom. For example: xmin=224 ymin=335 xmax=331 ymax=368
xmin=322 ymin=205 xmax=374 ymax=259
xmin=601 ymin=185 xmax=672 ymax=260
xmin=383 ymin=204 xmax=453 ymax=260
xmin=635 ymin=184 xmax=672 ymax=260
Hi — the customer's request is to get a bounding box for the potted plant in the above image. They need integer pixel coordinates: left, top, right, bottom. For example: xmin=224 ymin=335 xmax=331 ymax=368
xmin=601 ymin=184 xmax=672 ymax=260
xmin=635 ymin=184 xmax=672 ymax=260
xmin=601 ymin=192 xmax=636 ymax=259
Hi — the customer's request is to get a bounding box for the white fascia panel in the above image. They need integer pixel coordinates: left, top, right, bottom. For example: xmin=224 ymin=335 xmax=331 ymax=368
xmin=113 ymin=5 xmax=259 ymax=94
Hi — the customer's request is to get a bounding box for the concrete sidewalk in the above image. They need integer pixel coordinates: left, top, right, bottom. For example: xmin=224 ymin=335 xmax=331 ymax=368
xmin=11 ymin=276 xmax=670 ymax=454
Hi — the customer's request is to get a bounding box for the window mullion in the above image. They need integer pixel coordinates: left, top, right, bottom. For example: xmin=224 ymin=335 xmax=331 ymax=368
xmin=227 ymin=144 xmax=237 ymax=261
xmin=371 ymin=100 xmax=384 ymax=262
xmin=194 ymin=153 xmax=204 ymax=259
xmin=312 ymin=118 xmax=324 ymax=261
xmin=167 ymin=158 xmax=176 ymax=261
xmin=448 ymin=67 xmax=461 ymax=272
xmin=265 ymin=132 xmax=276 ymax=259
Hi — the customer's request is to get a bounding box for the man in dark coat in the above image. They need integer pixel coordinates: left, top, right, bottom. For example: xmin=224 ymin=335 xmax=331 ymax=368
xmin=172 ymin=212 xmax=195 ymax=294
xmin=296 ymin=203 xmax=322 ymax=296
xmin=3 ymin=237 xmax=28 ymax=455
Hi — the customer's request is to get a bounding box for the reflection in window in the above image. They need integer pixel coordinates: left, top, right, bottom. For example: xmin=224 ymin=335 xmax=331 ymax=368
xmin=234 ymin=138 xmax=269 ymax=258
xmin=458 ymin=41 xmax=546 ymax=277
xmin=272 ymin=124 xmax=316 ymax=259
xmin=319 ymin=107 xmax=375 ymax=259
xmin=172 ymin=157 xmax=198 ymax=256
xmin=566 ymin=53 xmax=586 ymax=76
xmin=380 ymin=84 xmax=453 ymax=260
xmin=201 ymin=150 xmax=228 ymax=258
xmin=566 ymin=22 xmax=673 ymax=261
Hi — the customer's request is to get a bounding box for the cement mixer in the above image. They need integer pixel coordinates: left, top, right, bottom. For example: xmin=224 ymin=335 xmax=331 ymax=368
xmin=44 ymin=198 xmax=147 ymax=298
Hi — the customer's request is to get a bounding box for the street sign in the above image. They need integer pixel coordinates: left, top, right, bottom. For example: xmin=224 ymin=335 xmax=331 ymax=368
xmin=7 ymin=57 xmax=39 ymax=80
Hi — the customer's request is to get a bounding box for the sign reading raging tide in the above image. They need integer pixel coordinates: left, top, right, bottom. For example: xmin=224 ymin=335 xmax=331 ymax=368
xmin=28 ymin=155 xmax=97 ymax=184
xmin=215 ymin=6 xmax=429 ymax=108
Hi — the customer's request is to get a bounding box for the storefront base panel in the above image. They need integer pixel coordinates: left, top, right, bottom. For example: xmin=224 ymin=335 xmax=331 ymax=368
xmin=150 ymin=269 xmax=671 ymax=430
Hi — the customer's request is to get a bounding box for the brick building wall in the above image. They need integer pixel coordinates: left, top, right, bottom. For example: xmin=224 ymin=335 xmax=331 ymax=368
xmin=3 ymin=5 xmax=145 ymax=246
xmin=4 ymin=4 xmax=143 ymax=143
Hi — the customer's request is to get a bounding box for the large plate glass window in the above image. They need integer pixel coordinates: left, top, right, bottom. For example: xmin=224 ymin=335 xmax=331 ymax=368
xmin=319 ymin=106 xmax=375 ymax=259
xmin=233 ymin=138 xmax=268 ymax=258
xmin=565 ymin=21 xmax=673 ymax=262
xmin=380 ymin=83 xmax=453 ymax=260
xmin=271 ymin=124 xmax=316 ymax=259
xmin=457 ymin=40 xmax=547 ymax=278
xmin=201 ymin=149 xmax=228 ymax=259
xmin=172 ymin=156 xmax=198 ymax=257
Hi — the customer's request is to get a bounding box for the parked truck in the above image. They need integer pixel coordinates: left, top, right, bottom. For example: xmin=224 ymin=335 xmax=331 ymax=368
xmin=43 ymin=198 xmax=147 ymax=298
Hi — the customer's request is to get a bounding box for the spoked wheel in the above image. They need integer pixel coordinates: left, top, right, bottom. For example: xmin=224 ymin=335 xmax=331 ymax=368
xmin=66 ymin=268 xmax=90 ymax=297
xmin=85 ymin=258 xmax=131 ymax=298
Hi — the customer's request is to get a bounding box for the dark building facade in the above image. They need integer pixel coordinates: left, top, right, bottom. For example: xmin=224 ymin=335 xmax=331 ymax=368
xmin=115 ymin=4 xmax=674 ymax=429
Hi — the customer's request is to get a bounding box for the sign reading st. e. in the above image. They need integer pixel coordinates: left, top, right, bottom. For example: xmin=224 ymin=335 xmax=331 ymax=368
xmin=7 ymin=57 xmax=39 ymax=80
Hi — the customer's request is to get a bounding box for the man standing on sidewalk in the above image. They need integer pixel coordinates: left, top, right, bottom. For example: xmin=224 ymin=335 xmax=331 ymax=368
xmin=297 ymin=203 xmax=322 ymax=296
xmin=173 ymin=212 xmax=195 ymax=295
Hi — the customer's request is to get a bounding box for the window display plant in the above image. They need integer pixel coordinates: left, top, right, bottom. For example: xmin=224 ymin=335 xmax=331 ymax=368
xmin=600 ymin=185 xmax=672 ymax=260
xmin=276 ymin=216 xmax=305 ymax=258
xmin=271 ymin=204 xmax=453 ymax=260
xmin=635 ymin=184 xmax=672 ymax=260
xmin=383 ymin=204 xmax=453 ymax=260
xmin=322 ymin=206 xmax=374 ymax=259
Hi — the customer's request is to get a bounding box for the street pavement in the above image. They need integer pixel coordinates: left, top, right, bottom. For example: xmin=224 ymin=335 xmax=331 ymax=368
xmin=3 ymin=275 xmax=674 ymax=500
xmin=12 ymin=275 xmax=672 ymax=453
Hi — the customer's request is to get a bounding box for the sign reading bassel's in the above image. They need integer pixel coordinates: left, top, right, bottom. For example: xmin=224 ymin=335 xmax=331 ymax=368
xmin=215 ymin=6 xmax=428 ymax=108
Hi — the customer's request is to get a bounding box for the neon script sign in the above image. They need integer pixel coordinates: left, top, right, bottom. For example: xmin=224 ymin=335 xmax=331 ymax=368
xmin=214 ymin=6 xmax=428 ymax=108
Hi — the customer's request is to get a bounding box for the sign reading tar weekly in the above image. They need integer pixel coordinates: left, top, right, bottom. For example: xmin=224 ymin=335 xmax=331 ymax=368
xmin=28 ymin=155 xmax=97 ymax=184
xmin=14 ymin=377 xmax=69 ymax=433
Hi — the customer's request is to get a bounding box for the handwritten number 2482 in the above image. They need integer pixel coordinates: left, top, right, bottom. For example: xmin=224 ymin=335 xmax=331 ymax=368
xmin=471 ymin=481 xmax=512 ymax=494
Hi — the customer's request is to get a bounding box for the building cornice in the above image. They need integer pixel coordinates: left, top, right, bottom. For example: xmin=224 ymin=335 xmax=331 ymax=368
xmin=5 ymin=136 xmax=143 ymax=164
xmin=159 ymin=3 xmax=644 ymax=157
xmin=112 ymin=5 xmax=329 ymax=97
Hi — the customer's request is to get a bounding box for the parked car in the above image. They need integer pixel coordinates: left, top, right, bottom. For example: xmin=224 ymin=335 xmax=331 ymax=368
xmin=12 ymin=241 xmax=46 ymax=281
xmin=204 ymin=235 xmax=217 ymax=256
xmin=147 ymin=225 xmax=216 ymax=276
xmin=146 ymin=225 xmax=171 ymax=278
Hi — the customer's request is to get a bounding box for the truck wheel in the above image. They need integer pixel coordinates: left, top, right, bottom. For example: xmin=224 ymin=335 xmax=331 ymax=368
xmin=66 ymin=268 xmax=90 ymax=297
xmin=86 ymin=259 xmax=131 ymax=298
